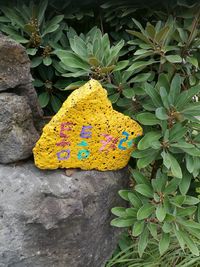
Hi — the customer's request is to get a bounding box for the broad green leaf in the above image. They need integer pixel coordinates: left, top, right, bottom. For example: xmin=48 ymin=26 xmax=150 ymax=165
xmin=122 ymin=88 xmax=135 ymax=98
xmin=31 ymin=57 xmax=42 ymax=68
xmin=169 ymin=74 xmax=181 ymax=104
xmin=138 ymin=132 xmax=162 ymax=150
xmin=111 ymin=207 xmax=127 ymax=217
xmin=177 ymin=206 xmax=197 ymax=217
xmin=132 ymin=149 xmax=153 ymax=159
xmin=42 ymin=15 xmax=64 ymax=36
xmin=173 ymin=227 xmax=185 ymax=250
xmin=131 ymin=170 xmax=151 ymax=185
xmin=132 ymin=221 xmax=144 ymax=236
xmin=187 ymin=56 xmax=198 ymax=68
xmin=156 ymin=107 xmax=169 ymax=120
xmin=51 ymin=95 xmax=62 ymax=113
xmin=159 ymin=233 xmax=170 ymax=255
xmin=64 ymin=81 xmax=86 ymax=90
xmin=109 ymin=93 xmax=120 ymax=103
xmin=161 ymin=151 xmax=171 ymax=169
xmin=168 ymin=154 xmax=182 ymax=178
xmin=136 ymin=112 xmax=160 ymax=125
xmin=181 ymin=230 xmax=199 ymax=256
xmin=169 ymin=123 xmax=187 ymax=142
xmin=38 ymin=92 xmax=50 ymax=108
xmin=129 ymin=73 xmax=151 ymax=83
xmin=156 ymin=205 xmax=166 ymax=222
xmin=165 ymin=55 xmax=182 ymax=63
xmin=148 ymin=223 xmax=157 ymax=239
xmin=137 ymin=153 xmax=157 ymax=169
xmin=126 ymin=208 xmax=137 ymax=217
xmin=114 ymin=60 xmax=129 ymax=71
xmin=164 ymin=178 xmax=180 ymax=194
xmin=135 ymin=184 xmax=153 ymax=198
xmin=118 ymin=190 xmax=131 ymax=201
xmin=144 ymin=83 xmax=162 ymax=107
xmin=179 ymin=169 xmax=192 ymax=195
xmin=43 ymin=57 xmax=52 ymax=66
xmin=183 ymin=196 xmax=200 ymax=205
xmin=127 ymin=60 xmax=156 ymax=72
xmin=128 ymin=192 xmax=142 ymax=208
xmin=138 ymin=227 xmax=149 ymax=257
xmin=110 ymin=218 xmax=135 ymax=227
xmin=137 ymin=204 xmax=154 ymax=220
xmin=162 ymin=222 xmax=171 ymax=233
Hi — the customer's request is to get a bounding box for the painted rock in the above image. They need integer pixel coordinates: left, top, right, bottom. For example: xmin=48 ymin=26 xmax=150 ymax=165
xmin=33 ymin=79 xmax=143 ymax=171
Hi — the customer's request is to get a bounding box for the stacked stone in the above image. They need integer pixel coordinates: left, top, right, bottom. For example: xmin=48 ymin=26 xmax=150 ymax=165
xmin=0 ymin=33 xmax=43 ymax=163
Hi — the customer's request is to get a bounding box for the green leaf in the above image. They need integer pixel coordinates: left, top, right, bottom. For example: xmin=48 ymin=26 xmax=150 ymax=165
xmin=42 ymin=15 xmax=64 ymax=36
xmin=132 ymin=221 xmax=144 ymax=236
xmin=138 ymin=132 xmax=162 ymax=150
xmin=128 ymin=192 xmax=142 ymax=208
xmin=148 ymin=223 xmax=157 ymax=239
xmin=179 ymin=170 xmax=192 ymax=195
xmin=51 ymin=95 xmax=62 ymax=113
xmin=137 ymin=204 xmax=154 ymax=220
xmin=122 ymin=88 xmax=135 ymax=98
xmin=169 ymin=123 xmax=187 ymax=142
xmin=114 ymin=60 xmax=129 ymax=71
xmin=165 ymin=55 xmax=182 ymax=63
xmin=111 ymin=207 xmax=127 ymax=217
xmin=161 ymin=151 xmax=171 ymax=169
xmin=144 ymin=83 xmax=162 ymax=107
xmin=137 ymin=154 xmax=157 ymax=169
xmin=136 ymin=112 xmax=160 ymax=125
xmin=127 ymin=60 xmax=156 ymax=72
xmin=159 ymin=233 xmax=170 ymax=255
xmin=31 ymin=57 xmax=42 ymax=68
xmin=164 ymin=178 xmax=180 ymax=194
xmin=110 ymin=218 xmax=135 ymax=227
xmin=156 ymin=205 xmax=166 ymax=222
xmin=38 ymin=92 xmax=50 ymax=108
xmin=43 ymin=57 xmax=52 ymax=66
xmin=56 ymin=50 xmax=89 ymax=70
xmin=155 ymin=107 xmax=169 ymax=120
xmin=135 ymin=184 xmax=153 ymax=198
xmin=183 ymin=196 xmax=200 ymax=205
xmin=177 ymin=206 xmax=197 ymax=217
xmin=169 ymin=74 xmax=181 ymax=104
xmin=32 ymin=79 xmax=44 ymax=87
xmin=129 ymin=73 xmax=151 ymax=83
xmin=181 ymin=230 xmax=199 ymax=256
xmin=187 ymin=56 xmax=198 ymax=68
xmin=118 ymin=190 xmax=131 ymax=201
xmin=64 ymin=81 xmax=86 ymax=90
xmin=173 ymin=227 xmax=185 ymax=250
xmin=131 ymin=169 xmax=151 ymax=185
xmin=138 ymin=227 xmax=149 ymax=257
xmin=109 ymin=93 xmax=120 ymax=103
xmin=168 ymin=154 xmax=182 ymax=178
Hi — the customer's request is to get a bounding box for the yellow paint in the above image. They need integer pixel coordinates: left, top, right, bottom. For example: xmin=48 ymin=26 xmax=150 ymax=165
xmin=33 ymin=79 xmax=143 ymax=171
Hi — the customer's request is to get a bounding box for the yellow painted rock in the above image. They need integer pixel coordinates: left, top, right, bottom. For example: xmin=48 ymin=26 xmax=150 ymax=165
xmin=33 ymin=79 xmax=143 ymax=171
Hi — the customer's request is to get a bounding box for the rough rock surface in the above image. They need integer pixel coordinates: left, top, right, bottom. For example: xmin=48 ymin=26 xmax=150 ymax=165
xmin=0 ymin=162 xmax=128 ymax=267
xmin=33 ymin=79 xmax=142 ymax=171
xmin=0 ymin=93 xmax=39 ymax=163
xmin=0 ymin=33 xmax=42 ymax=119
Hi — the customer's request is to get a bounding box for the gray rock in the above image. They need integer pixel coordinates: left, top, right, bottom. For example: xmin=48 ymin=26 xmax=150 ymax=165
xmin=0 ymin=162 xmax=128 ymax=267
xmin=0 ymin=33 xmax=43 ymax=119
xmin=0 ymin=93 xmax=39 ymax=163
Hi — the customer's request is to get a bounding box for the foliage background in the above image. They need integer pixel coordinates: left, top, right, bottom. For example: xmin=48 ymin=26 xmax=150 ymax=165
xmin=0 ymin=0 xmax=200 ymax=265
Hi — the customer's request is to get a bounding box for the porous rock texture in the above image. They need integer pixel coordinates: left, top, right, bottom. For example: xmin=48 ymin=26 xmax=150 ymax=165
xmin=0 ymin=33 xmax=42 ymax=120
xmin=34 ymin=79 xmax=142 ymax=171
xmin=0 ymin=162 xmax=128 ymax=267
xmin=0 ymin=93 xmax=39 ymax=163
